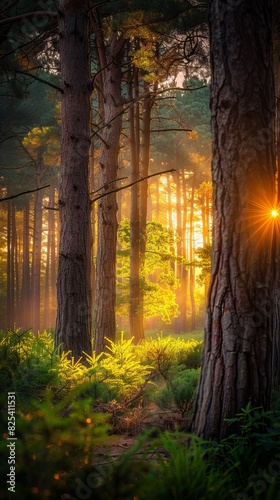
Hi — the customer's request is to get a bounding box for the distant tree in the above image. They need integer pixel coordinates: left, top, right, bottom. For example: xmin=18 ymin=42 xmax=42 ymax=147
xmin=191 ymin=0 xmax=276 ymax=440
xmin=92 ymin=8 xmax=126 ymax=355
xmin=117 ymin=219 xmax=179 ymax=324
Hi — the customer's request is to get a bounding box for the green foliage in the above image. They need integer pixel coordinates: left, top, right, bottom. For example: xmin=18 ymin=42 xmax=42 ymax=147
xmin=156 ymin=369 xmax=200 ymax=416
xmin=195 ymin=243 xmax=212 ymax=287
xmin=95 ymin=339 xmax=152 ymax=399
xmin=2 ymin=330 xmax=280 ymax=499
xmin=139 ymin=433 xmax=233 ymax=500
xmin=92 ymin=407 xmax=280 ymax=499
xmin=93 ymin=432 xmax=234 ymax=500
xmin=138 ymin=335 xmax=202 ymax=374
xmin=117 ymin=220 xmax=180 ymax=323
xmin=0 ymin=389 xmax=109 ymax=500
xmin=0 ymin=329 xmax=59 ymax=401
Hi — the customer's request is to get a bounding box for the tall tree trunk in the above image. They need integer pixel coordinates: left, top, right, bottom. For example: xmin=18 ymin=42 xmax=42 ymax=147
xmin=44 ymin=184 xmax=57 ymax=329
xmin=181 ymin=172 xmax=188 ymax=332
xmin=175 ymin=171 xmax=182 ymax=334
xmin=189 ymin=174 xmax=196 ymax=332
xmin=31 ymin=159 xmax=43 ymax=334
xmin=94 ymin=34 xmax=125 ymax=355
xmin=12 ymin=204 xmax=19 ymax=326
xmin=50 ymin=186 xmax=57 ymax=328
xmin=129 ymin=69 xmax=144 ymax=342
xmin=191 ymin=0 xmax=276 ymax=440
xmin=20 ymin=200 xmax=31 ymax=330
xmin=7 ymin=200 xmax=13 ymax=329
xmin=56 ymin=0 xmax=92 ymax=360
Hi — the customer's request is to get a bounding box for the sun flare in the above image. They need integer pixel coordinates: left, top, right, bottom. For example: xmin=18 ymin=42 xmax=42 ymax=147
xmin=271 ymin=209 xmax=278 ymax=218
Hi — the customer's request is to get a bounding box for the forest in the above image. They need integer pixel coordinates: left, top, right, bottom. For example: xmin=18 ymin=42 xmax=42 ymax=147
xmin=1 ymin=0 xmax=280 ymax=499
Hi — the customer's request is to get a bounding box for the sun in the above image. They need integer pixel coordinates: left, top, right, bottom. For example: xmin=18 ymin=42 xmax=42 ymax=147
xmin=271 ymin=209 xmax=279 ymax=218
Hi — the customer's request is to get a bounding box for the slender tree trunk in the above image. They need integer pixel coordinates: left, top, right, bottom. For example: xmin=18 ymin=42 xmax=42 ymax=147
xmin=43 ymin=187 xmax=55 ymax=330
xmin=94 ymin=34 xmax=125 ymax=355
xmin=56 ymin=0 xmax=92 ymax=360
xmin=189 ymin=175 xmax=196 ymax=332
xmin=181 ymin=172 xmax=188 ymax=332
xmin=7 ymin=201 xmax=13 ymax=329
xmin=20 ymin=200 xmax=30 ymax=329
xmin=175 ymin=171 xmax=182 ymax=334
xmin=12 ymin=205 xmax=20 ymax=326
xmin=50 ymin=187 xmax=57 ymax=328
xmin=129 ymin=69 xmax=144 ymax=342
xmin=192 ymin=0 xmax=276 ymax=440
xmin=31 ymin=159 xmax=43 ymax=334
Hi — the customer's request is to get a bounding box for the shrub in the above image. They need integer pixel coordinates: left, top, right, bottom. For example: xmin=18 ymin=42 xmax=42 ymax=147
xmin=156 ymin=369 xmax=200 ymax=416
xmin=138 ymin=336 xmax=202 ymax=378
xmin=0 ymin=389 xmax=109 ymax=500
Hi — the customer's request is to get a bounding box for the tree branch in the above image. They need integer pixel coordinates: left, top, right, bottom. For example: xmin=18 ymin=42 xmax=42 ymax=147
xmin=91 ymin=176 xmax=128 ymax=194
xmin=91 ymin=169 xmax=177 ymax=203
xmin=0 ymin=11 xmax=57 ymax=28
xmin=151 ymin=128 xmax=192 ymax=133
xmin=15 ymin=70 xmax=63 ymax=93
xmin=0 ymin=185 xmax=50 ymax=202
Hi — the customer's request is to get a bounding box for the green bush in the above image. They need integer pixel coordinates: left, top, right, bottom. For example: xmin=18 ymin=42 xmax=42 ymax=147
xmin=156 ymin=368 xmax=200 ymax=416
xmin=0 ymin=330 xmax=60 ymax=402
xmin=0 ymin=389 xmax=109 ymax=500
xmin=138 ymin=336 xmax=202 ymax=378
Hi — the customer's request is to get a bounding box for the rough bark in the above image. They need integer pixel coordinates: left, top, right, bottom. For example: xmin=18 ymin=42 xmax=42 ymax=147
xmin=94 ymin=34 xmax=125 ymax=355
xmin=55 ymin=0 xmax=92 ymax=360
xmin=191 ymin=0 xmax=276 ymax=440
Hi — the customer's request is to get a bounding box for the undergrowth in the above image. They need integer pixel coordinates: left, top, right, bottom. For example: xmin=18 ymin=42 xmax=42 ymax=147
xmin=1 ymin=330 xmax=280 ymax=499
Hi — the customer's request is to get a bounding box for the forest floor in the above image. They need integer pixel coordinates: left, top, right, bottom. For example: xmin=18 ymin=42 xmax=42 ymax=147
xmin=93 ymin=403 xmax=191 ymax=469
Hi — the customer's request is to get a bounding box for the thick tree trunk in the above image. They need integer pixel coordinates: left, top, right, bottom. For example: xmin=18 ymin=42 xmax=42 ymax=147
xmin=192 ymin=0 xmax=276 ymax=440
xmin=94 ymin=35 xmax=125 ymax=355
xmin=56 ymin=0 xmax=92 ymax=360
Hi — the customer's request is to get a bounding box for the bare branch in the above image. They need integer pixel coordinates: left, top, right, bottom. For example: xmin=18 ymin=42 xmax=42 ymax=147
xmin=91 ymin=176 xmax=128 ymax=194
xmin=91 ymin=169 xmax=177 ymax=203
xmin=0 ymin=11 xmax=57 ymax=28
xmin=0 ymin=185 xmax=50 ymax=203
xmin=15 ymin=70 xmax=63 ymax=93
xmin=151 ymin=128 xmax=192 ymax=133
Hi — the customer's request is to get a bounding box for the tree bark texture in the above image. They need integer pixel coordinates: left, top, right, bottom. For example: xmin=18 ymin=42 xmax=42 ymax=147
xmin=192 ymin=0 xmax=276 ymax=439
xmin=94 ymin=35 xmax=125 ymax=355
xmin=56 ymin=0 xmax=92 ymax=360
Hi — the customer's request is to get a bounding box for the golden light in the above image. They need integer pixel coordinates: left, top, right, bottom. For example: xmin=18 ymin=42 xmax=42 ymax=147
xmin=271 ymin=209 xmax=278 ymax=218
